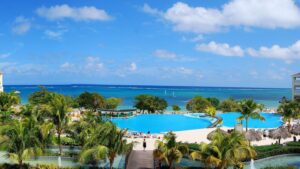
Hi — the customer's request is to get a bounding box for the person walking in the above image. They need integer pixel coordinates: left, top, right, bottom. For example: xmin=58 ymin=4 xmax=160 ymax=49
xmin=143 ymin=139 xmax=147 ymax=151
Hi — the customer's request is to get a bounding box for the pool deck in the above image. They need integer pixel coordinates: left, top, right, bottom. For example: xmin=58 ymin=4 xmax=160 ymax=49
xmin=126 ymin=150 xmax=153 ymax=169
xmin=127 ymin=127 xmax=300 ymax=150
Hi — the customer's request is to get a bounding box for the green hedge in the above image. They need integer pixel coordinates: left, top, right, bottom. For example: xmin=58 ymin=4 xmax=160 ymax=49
xmin=255 ymin=146 xmax=300 ymax=159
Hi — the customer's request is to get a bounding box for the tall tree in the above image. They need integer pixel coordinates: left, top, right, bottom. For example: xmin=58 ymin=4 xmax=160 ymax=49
xmin=207 ymin=97 xmax=220 ymax=109
xmin=219 ymin=98 xmax=240 ymax=112
xmin=186 ymin=96 xmax=211 ymax=113
xmin=105 ymin=97 xmax=122 ymax=110
xmin=191 ymin=131 xmax=256 ymax=169
xmin=172 ymin=104 xmax=181 ymax=113
xmin=277 ymin=101 xmax=300 ymax=131
xmin=48 ymin=93 xmax=71 ymax=158
xmin=0 ymin=92 xmax=20 ymax=122
xmin=237 ymin=99 xmax=265 ymax=131
xmin=153 ymin=132 xmax=189 ymax=169
xmin=0 ymin=120 xmax=42 ymax=168
xmin=28 ymin=86 xmax=52 ymax=105
xmin=77 ymin=92 xmax=106 ymax=112
xmin=80 ymin=122 xmax=132 ymax=169
xmin=134 ymin=95 xmax=168 ymax=113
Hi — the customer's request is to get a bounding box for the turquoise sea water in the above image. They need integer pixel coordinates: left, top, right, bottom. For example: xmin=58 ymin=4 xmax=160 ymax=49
xmin=4 ymin=85 xmax=291 ymax=109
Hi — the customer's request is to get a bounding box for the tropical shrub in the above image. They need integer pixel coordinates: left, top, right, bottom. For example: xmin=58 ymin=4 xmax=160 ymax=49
xmin=134 ymin=95 xmax=168 ymax=113
xmin=206 ymin=97 xmax=220 ymax=109
xmin=105 ymin=97 xmax=122 ymax=110
xmin=219 ymin=98 xmax=239 ymax=112
xmin=186 ymin=96 xmax=211 ymax=113
xmin=153 ymin=132 xmax=189 ymax=169
xmin=77 ymin=92 xmax=106 ymax=112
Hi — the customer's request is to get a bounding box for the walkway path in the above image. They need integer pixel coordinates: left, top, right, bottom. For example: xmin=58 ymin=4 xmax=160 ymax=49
xmin=126 ymin=150 xmax=154 ymax=169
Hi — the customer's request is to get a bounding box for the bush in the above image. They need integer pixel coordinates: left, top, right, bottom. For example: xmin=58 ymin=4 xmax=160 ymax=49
xmin=61 ymin=137 xmax=76 ymax=146
xmin=286 ymin=141 xmax=300 ymax=147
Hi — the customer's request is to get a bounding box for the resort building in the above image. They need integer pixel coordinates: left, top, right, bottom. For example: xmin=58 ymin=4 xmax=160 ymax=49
xmin=292 ymin=73 xmax=300 ymax=101
xmin=0 ymin=72 xmax=3 ymax=92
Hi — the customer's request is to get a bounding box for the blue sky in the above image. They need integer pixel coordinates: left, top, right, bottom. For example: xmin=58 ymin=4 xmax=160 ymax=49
xmin=1 ymin=0 xmax=300 ymax=87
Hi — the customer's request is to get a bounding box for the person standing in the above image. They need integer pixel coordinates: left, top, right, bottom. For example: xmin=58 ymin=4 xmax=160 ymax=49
xmin=143 ymin=139 xmax=147 ymax=151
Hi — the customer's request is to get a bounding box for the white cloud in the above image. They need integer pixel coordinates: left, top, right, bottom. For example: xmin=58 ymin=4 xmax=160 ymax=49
xmin=247 ymin=40 xmax=300 ymax=62
xmin=153 ymin=49 xmax=196 ymax=61
xmin=142 ymin=4 xmax=163 ymax=16
xmin=197 ymin=40 xmax=300 ymax=62
xmin=196 ymin=41 xmax=244 ymax=57
xmin=60 ymin=62 xmax=75 ymax=71
xmin=85 ymin=57 xmax=104 ymax=72
xmin=36 ymin=4 xmax=112 ymax=21
xmin=12 ymin=16 xmax=31 ymax=35
xmin=129 ymin=62 xmax=137 ymax=71
xmin=162 ymin=67 xmax=194 ymax=75
xmin=145 ymin=0 xmax=300 ymax=33
xmin=0 ymin=53 xmax=11 ymax=59
xmin=154 ymin=49 xmax=177 ymax=60
xmin=44 ymin=29 xmax=67 ymax=40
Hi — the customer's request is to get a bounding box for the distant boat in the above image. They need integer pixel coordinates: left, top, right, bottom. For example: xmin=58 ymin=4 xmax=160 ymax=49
xmin=14 ymin=91 xmax=20 ymax=94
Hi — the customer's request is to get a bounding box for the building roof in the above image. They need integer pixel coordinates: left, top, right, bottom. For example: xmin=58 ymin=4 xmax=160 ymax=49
xmin=292 ymin=73 xmax=300 ymax=77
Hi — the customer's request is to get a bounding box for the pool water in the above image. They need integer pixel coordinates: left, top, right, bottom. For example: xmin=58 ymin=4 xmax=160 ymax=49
xmin=219 ymin=112 xmax=283 ymax=128
xmin=244 ymin=154 xmax=300 ymax=169
xmin=112 ymin=112 xmax=283 ymax=133
xmin=112 ymin=114 xmax=212 ymax=133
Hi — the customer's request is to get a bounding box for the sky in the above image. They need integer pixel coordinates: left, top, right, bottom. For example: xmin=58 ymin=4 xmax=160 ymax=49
xmin=1 ymin=0 xmax=300 ymax=88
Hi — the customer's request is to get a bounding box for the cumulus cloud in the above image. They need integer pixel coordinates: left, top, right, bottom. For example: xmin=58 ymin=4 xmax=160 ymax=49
xmin=145 ymin=0 xmax=300 ymax=33
xmin=36 ymin=4 xmax=112 ymax=21
xmin=142 ymin=4 xmax=163 ymax=16
xmin=44 ymin=29 xmax=68 ymax=40
xmin=129 ymin=62 xmax=137 ymax=71
xmin=84 ymin=57 xmax=104 ymax=72
xmin=153 ymin=49 xmax=196 ymax=61
xmin=247 ymin=41 xmax=300 ymax=62
xmin=154 ymin=49 xmax=177 ymax=60
xmin=196 ymin=41 xmax=244 ymax=57
xmin=12 ymin=16 xmax=31 ymax=35
xmin=196 ymin=40 xmax=300 ymax=62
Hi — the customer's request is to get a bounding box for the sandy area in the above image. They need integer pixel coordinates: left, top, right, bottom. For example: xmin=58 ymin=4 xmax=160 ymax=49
xmin=127 ymin=126 xmax=300 ymax=150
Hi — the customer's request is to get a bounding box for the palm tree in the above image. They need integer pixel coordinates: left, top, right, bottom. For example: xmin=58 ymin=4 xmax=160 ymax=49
xmin=237 ymin=99 xmax=265 ymax=131
xmin=205 ymin=106 xmax=217 ymax=117
xmin=48 ymin=94 xmax=71 ymax=158
xmin=191 ymin=131 xmax=256 ymax=169
xmin=278 ymin=101 xmax=300 ymax=131
xmin=0 ymin=120 xmax=42 ymax=168
xmin=0 ymin=92 xmax=20 ymax=123
xmin=80 ymin=122 xmax=133 ymax=169
xmin=153 ymin=132 xmax=189 ymax=169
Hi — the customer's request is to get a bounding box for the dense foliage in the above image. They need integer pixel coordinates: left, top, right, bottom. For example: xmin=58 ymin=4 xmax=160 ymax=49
xmin=77 ymin=92 xmax=106 ymax=112
xmin=186 ymin=96 xmax=211 ymax=113
xmin=219 ymin=98 xmax=240 ymax=112
xmin=277 ymin=101 xmax=300 ymax=130
xmin=134 ymin=94 xmax=168 ymax=113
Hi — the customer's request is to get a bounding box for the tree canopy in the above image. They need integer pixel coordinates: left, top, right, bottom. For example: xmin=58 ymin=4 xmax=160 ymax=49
xmin=134 ymin=94 xmax=168 ymax=113
xmin=77 ymin=92 xmax=106 ymax=112
xmin=219 ymin=98 xmax=240 ymax=112
xmin=186 ymin=96 xmax=211 ymax=113
xmin=105 ymin=97 xmax=122 ymax=110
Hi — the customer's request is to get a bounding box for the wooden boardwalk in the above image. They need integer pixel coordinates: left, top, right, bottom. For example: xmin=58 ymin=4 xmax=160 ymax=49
xmin=126 ymin=150 xmax=154 ymax=169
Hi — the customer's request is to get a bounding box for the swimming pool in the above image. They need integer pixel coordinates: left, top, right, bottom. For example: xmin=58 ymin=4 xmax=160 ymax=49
xmin=112 ymin=112 xmax=283 ymax=133
xmin=219 ymin=112 xmax=283 ymax=128
xmin=111 ymin=114 xmax=212 ymax=133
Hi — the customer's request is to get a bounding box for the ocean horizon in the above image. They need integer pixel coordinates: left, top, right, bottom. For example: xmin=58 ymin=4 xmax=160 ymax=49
xmin=4 ymin=84 xmax=292 ymax=109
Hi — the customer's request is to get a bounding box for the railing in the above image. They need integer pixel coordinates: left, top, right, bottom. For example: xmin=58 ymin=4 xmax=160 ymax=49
xmin=208 ymin=115 xmax=223 ymax=128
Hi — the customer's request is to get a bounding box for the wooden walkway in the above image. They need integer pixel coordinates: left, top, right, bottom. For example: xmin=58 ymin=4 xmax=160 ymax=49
xmin=126 ymin=150 xmax=154 ymax=169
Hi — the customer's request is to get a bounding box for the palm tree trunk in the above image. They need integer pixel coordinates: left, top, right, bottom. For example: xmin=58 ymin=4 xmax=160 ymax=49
xmin=18 ymin=159 xmax=22 ymax=169
xmin=58 ymin=128 xmax=62 ymax=156
xmin=109 ymin=157 xmax=114 ymax=169
xmin=246 ymin=117 xmax=249 ymax=132
xmin=169 ymin=159 xmax=173 ymax=169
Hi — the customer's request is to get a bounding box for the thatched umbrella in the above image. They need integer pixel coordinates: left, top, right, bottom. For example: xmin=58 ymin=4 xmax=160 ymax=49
xmin=291 ymin=124 xmax=300 ymax=135
xmin=207 ymin=128 xmax=228 ymax=140
xmin=244 ymin=129 xmax=262 ymax=142
xmin=269 ymin=127 xmax=291 ymax=144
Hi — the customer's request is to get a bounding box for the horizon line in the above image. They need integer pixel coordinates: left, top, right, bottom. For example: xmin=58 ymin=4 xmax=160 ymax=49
xmin=3 ymin=83 xmax=291 ymax=89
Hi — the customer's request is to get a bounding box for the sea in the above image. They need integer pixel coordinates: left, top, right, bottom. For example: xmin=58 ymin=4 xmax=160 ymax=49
xmin=4 ymin=85 xmax=291 ymax=109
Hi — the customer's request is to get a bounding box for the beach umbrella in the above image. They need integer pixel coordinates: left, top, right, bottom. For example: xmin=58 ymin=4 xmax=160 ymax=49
xmin=244 ymin=129 xmax=262 ymax=142
xmin=269 ymin=127 xmax=291 ymax=144
xmin=291 ymin=124 xmax=300 ymax=135
xmin=207 ymin=128 xmax=228 ymax=140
